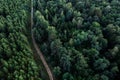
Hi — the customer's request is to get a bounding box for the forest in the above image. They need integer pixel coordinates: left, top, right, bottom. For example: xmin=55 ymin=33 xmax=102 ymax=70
xmin=33 ymin=0 xmax=120 ymax=80
xmin=0 ymin=0 xmax=42 ymax=80
xmin=0 ymin=0 xmax=120 ymax=80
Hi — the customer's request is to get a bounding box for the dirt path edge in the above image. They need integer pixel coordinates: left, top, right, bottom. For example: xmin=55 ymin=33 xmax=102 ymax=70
xmin=30 ymin=0 xmax=54 ymax=80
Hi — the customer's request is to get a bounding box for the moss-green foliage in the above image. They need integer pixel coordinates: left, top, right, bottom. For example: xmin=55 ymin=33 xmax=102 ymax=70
xmin=34 ymin=0 xmax=120 ymax=80
xmin=0 ymin=0 xmax=42 ymax=79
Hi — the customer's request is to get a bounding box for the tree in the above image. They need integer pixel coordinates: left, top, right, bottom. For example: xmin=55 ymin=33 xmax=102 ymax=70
xmin=60 ymin=54 xmax=71 ymax=71
xmin=50 ymin=39 xmax=62 ymax=56
xmin=101 ymin=75 xmax=109 ymax=80
xmin=53 ymin=66 xmax=61 ymax=77
xmin=94 ymin=7 xmax=102 ymax=17
xmin=94 ymin=58 xmax=110 ymax=71
xmin=0 ymin=16 xmax=5 ymax=32
xmin=73 ymin=31 xmax=88 ymax=47
xmin=47 ymin=26 xmax=57 ymax=42
xmin=73 ymin=49 xmax=89 ymax=77
xmin=62 ymin=72 xmax=74 ymax=80
xmin=33 ymin=0 xmax=120 ymax=79
xmin=35 ymin=10 xmax=49 ymax=28
xmin=103 ymin=24 xmax=120 ymax=47
xmin=92 ymin=21 xmax=100 ymax=28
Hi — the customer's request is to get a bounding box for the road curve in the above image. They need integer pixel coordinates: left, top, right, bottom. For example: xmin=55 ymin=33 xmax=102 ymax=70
xmin=30 ymin=0 xmax=54 ymax=80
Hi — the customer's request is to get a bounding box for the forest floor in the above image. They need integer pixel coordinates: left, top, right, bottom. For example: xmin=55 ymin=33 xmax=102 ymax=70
xmin=30 ymin=0 xmax=54 ymax=80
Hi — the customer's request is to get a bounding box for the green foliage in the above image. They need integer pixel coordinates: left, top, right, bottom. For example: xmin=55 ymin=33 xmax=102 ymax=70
xmin=92 ymin=22 xmax=101 ymax=28
xmin=47 ymin=26 xmax=57 ymax=42
xmin=60 ymin=54 xmax=71 ymax=71
xmin=34 ymin=0 xmax=120 ymax=80
xmin=62 ymin=72 xmax=74 ymax=80
xmin=53 ymin=66 xmax=61 ymax=77
xmin=94 ymin=58 xmax=110 ymax=71
xmin=0 ymin=0 xmax=42 ymax=80
xmin=101 ymin=75 xmax=109 ymax=80
xmin=35 ymin=10 xmax=49 ymax=28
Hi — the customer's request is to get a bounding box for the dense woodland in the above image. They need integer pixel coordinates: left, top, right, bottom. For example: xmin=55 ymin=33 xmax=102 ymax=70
xmin=33 ymin=0 xmax=120 ymax=80
xmin=0 ymin=0 xmax=42 ymax=80
xmin=0 ymin=0 xmax=120 ymax=80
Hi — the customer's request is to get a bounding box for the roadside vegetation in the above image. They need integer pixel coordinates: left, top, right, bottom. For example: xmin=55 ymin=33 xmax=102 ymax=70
xmin=0 ymin=0 xmax=42 ymax=80
xmin=33 ymin=0 xmax=120 ymax=80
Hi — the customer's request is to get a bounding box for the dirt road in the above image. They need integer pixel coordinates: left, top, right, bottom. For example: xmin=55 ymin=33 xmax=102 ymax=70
xmin=30 ymin=0 xmax=54 ymax=80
